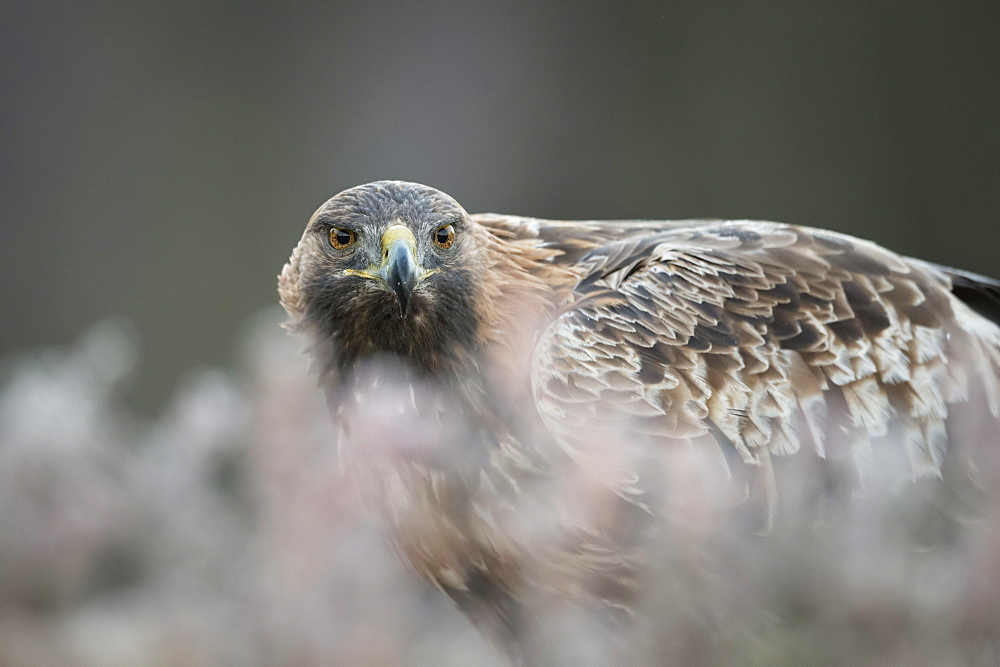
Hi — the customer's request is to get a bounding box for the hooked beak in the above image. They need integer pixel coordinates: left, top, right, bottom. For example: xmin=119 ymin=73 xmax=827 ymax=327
xmin=341 ymin=224 xmax=438 ymax=318
xmin=379 ymin=225 xmax=420 ymax=318
xmin=379 ymin=230 xmax=420 ymax=318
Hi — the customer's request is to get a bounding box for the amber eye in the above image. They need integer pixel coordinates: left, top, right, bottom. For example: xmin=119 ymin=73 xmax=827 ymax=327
xmin=434 ymin=224 xmax=455 ymax=249
xmin=329 ymin=227 xmax=355 ymax=249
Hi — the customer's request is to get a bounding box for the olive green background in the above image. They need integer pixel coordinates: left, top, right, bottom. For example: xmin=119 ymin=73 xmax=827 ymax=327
xmin=3 ymin=1 xmax=998 ymax=412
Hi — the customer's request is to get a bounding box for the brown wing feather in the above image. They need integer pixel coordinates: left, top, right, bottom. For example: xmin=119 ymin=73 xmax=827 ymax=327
xmin=473 ymin=213 xmax=722 ymax=267
xmin=529 ymin=220 xmax=1000 ymax=510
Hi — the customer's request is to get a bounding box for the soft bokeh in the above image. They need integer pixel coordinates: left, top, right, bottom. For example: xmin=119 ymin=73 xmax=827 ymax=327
xmin=1 ymin=315 xmax=997 ymax=664
xmin=2 ymin=3 xmax=999 ymax=664
xmin=2 ymin=1 xmax=998 ymax=410
xmin=0 ymin=313 xmax=504 ymax=665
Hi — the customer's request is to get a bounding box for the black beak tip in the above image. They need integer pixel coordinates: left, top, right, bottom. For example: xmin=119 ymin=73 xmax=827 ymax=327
xmin=385 ymin=242 xmax=419 ymax=319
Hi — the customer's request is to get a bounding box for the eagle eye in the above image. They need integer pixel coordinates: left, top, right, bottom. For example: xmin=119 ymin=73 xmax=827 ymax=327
xmin=329 ymin=227 xmax=355 ymax=249
xmin=434 ymin=224 xmax=455 ymax=249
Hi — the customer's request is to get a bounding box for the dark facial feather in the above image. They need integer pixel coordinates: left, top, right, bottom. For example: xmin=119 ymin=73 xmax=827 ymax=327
xmin=293 ymin=181 xmax=483 ymax=375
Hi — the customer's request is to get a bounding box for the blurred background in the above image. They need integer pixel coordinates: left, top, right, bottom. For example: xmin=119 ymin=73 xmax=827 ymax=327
xmin=2 ymin=2 xmax=999 ymax=664
xmin=3 ymin=0 xmax=998 ymax=412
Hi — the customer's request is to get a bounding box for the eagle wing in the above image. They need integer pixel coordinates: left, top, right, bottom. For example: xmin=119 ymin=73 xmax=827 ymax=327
xmin=525 ymin=220 xmax=1000 ymax=509
xmin=473 ymin=213 xmax=717 ymax=266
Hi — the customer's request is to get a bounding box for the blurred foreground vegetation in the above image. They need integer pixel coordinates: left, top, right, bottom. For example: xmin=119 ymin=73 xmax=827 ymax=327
xmin=1 ymin=312 xmax=998 ymax=665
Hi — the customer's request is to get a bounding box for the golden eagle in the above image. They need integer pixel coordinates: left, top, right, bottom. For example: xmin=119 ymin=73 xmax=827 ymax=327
xmin=280 ymin=181 xmax=1000 ymax=662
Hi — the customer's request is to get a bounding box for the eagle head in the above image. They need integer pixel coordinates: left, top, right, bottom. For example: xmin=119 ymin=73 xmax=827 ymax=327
xmin=279 ymin=181 xmax=488 ymax=375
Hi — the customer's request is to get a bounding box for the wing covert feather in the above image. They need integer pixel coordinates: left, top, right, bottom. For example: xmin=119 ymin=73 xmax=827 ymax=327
xmin=529 ymin=221 xmax=1000 ymax=505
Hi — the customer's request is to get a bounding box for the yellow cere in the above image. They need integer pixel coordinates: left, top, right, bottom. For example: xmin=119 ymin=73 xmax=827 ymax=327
xmin=380 ymin=224 xmax=417 ymax=256
xmin=341 ymin=223 xmax=439 ymax=282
